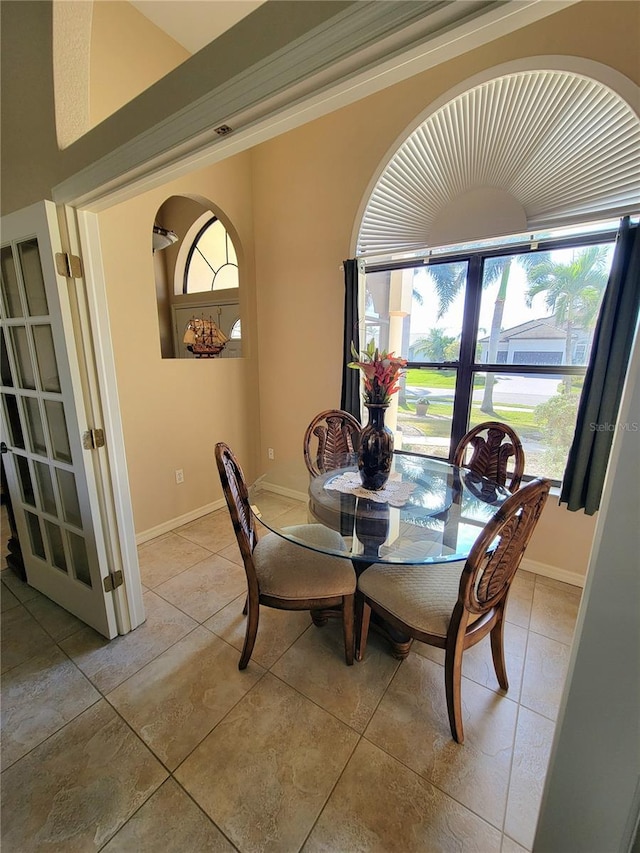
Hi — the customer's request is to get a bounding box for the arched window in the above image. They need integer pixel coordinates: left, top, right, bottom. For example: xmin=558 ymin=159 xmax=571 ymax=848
xmin=183 ymin=217 xmax=238 ymax=294
xmin=355 ymin=68 xmax=640 ymax=482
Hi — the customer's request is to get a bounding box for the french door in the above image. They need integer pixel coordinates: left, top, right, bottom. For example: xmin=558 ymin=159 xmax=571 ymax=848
xmin=1 ymin=202 xmax=118 ymax=638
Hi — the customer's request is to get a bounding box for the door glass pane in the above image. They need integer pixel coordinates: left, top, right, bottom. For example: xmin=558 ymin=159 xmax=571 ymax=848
xmin=24 ymin=397 xmax=47 ymax=455
xmin=45 ymin=520 xmax=67 ymax=571
xmin=18 ymin=239 xmax=49 ymax=317
xmin=56 ymin=469 xmax=82 ymax=527
xmin=35 ymin=460 xmax=57 ymax=515
xmin=68 ymin=531 xmax=92 ymax=587
xmin=33 ymin=325 xmax=61 ymax=392
xmin=470 ymin=372 xmax=582 ymax=481
xmin=25 ymin=511 xmax=45 ymax=559
xmin=477 ymin=245 xmax=614 ymax=369
xmin=397 ymin=367 xmax=456 ymax=459
xmin=2 ymin=394 xmax=25 ymax=448
xmin=44 ymin=400 xmax=72 ymax=463
xmin=16 ymin=455 xmax=35 ymax=506
xmin=1 ymin=328 xmax=13 ymax=386
xmin=0 ymin=245 xmax=23 ymax=318
xmin=9 ymin=326 xmax=36 ymax=389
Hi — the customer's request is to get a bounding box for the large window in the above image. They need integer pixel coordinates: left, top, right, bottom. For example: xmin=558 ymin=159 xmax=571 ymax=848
xmin=365 ymin=229 xmax=616 ymax=482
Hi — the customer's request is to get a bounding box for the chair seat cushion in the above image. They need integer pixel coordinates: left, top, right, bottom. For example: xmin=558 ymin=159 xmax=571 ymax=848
xmin=358 ymin=560 xmax=475 ymax=636
xmin=253 ymin=524 xmax=355 ymax=600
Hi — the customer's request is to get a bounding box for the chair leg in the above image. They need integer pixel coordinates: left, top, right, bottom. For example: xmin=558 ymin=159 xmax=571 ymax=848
xmin=342 ymin=594 xmax=354 ymax=666
xmin=242 ymin=595 xmax=248 ymax=616
xmin=490 ymin=606 xmax=509 ymax=690
xmin=444 ymin=636 xmax=465 ymax=744
xmin=355 ymin=595 xmax=371 ymax=662
xmin=238 ymin=600 xmax=259 ymax=670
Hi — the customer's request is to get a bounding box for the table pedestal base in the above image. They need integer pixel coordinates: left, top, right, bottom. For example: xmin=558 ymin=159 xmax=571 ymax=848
xmin=310 ymin=607 xmax=413 ymax=660
xmin=368 ymin=612 xmax=413 ymax=660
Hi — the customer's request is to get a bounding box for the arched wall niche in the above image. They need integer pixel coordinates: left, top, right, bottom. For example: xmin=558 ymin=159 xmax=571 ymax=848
xmin=353 ymin=57 xmax=640 ymax=257
xmin=152 ymin=194 xmax=243 ymax=360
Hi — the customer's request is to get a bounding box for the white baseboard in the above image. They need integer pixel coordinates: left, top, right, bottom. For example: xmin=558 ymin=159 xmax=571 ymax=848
xmin=256 ymin=482 xmax=307 ymax=502
xmin=520 ymin=557 xmax=585 ymax=589
xmin=136 ymin=499 xmax=226 ymax=545
xmin=134 ymin=495 xmax=585 ymax=590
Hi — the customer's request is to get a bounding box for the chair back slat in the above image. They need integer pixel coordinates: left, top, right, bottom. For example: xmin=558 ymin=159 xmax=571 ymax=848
xmin=461 ymin=478 xmax=550 ymax=615
xmin=304 ymin=410 xmax=362 ymax=476
xmin=453 ymin=421 xmax=525 ymax=492
xmin=215 ymin=443 xmax=257 ymax=579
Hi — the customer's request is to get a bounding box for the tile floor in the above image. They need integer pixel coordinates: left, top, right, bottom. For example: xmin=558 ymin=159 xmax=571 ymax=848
xmin=0 ymin=501 xmax=582 ymax=852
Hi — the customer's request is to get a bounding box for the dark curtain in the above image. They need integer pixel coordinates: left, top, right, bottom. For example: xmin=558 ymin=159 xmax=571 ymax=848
xmin=560 ymin=218 xmax=640 ymax=514
xmin=340 ymin=258 xmax=361 ymax=420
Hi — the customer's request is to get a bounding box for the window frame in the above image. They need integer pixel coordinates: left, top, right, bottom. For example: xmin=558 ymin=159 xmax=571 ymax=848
xmin=182 ymin=215 xmax=239 ymax=295
xmin=364 ymin=226 xmax=618 ymax=484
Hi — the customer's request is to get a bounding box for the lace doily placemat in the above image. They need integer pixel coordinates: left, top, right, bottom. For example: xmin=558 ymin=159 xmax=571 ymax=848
xmin=324 ymin=471 xmax=417 ymax=507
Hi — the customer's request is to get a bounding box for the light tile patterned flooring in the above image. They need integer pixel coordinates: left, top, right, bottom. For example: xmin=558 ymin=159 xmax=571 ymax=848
xmin=0 ymin=503 xmax=582 ymax=852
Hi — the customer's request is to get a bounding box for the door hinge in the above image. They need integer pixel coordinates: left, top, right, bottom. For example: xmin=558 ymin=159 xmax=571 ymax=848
xmin=82 ymin=428 xmax=105 ymax=450
xmin=103 ymin=570 xmax=124 ymax=592
xmin=55 ymin=252 xmax=83 ymax=279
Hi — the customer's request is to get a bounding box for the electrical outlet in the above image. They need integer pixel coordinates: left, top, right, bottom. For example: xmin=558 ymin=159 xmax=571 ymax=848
xmin=175 ymin=468 xmax=184 ymax=484
xmin=268 ymin=448 xmax=275 ymax=460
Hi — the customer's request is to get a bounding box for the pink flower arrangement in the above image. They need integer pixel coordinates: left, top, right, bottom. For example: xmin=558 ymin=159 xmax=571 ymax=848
xmin=349 ymin=340 xmax=407 ymax=405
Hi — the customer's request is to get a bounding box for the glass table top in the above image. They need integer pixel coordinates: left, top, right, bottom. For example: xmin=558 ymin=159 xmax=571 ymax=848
xmin=248 ymin=451 xmax=511 ymax=566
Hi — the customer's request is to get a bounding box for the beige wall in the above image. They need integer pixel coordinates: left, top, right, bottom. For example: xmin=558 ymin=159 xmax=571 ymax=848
xmin=250 ymin=0 xmax=640 ymax=579
xmin=90 ymin=3 xmax=258 ymax=535
xmin=90 ymin=1 xmax=189 ymax=128
xmin=97 ymin=152 xmax=258 ymax=534
xmin=2 ymin=1 xmax=638 ymax=574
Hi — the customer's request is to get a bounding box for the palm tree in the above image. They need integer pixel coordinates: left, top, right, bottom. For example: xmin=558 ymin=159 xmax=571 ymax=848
xmin=424 ymin=261 xmax=467 ymax=318
xmin=479 ymin=252 xmax=555 ymax=412
xmin=425 ymin=256 xmax=532 ymax=414
xmin=525 ymin=246 xmax=610 ymax=368
xmin=413 ymin=327 xmax=457 ymax=362
xmin=479 ymin=258 xmax=512 ymax=413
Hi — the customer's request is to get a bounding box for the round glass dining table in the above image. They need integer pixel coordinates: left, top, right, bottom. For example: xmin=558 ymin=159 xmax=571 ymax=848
xmin=248 ymin=451 xmax=511 ymax=569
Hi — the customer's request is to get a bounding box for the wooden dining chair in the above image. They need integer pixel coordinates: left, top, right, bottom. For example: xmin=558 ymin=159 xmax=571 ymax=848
xmin=453 ymin=421 xmax=525 ymax=493
xmin=356 ymin=477 xmax=550 ymax=743
xmin=215 ymin=442 xmax=356 ymax=667
xmin=303 ymin=409 xmax=362 ymax=477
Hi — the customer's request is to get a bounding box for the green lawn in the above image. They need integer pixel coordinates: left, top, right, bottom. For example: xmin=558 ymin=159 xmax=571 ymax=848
xmin=401 ymin=370 xmax=579 ymax=445
xmin=404 ymin=369 xmax=456 ymax=388
xmin=399 ymin=400 xmax=543 ymax=442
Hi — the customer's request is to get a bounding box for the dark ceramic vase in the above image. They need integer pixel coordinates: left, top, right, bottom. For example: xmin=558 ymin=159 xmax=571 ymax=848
xmin=358 ymin=403 xmax=393 ymax=490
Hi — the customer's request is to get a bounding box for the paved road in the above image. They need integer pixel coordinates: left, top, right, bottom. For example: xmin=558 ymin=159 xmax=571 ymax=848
xmin=406 ymin=375 xmax=561 ymax=407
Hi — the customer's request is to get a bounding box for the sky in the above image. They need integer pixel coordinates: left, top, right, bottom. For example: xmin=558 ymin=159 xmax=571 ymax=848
xmin=410 ymin=261 xmax=544 ymax=342
xmin=407 ymin=243 xmax=614 ymax=344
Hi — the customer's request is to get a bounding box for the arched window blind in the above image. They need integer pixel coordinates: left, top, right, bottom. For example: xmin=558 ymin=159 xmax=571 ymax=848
xmin=357 ymin=71 xmax=640 ymax=257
